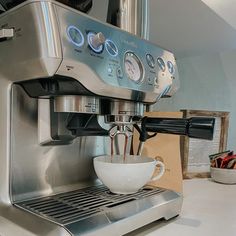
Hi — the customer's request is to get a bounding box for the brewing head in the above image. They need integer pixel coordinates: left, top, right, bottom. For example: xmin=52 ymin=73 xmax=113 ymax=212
xmin=104 ymin=100 xmax=144 ymax=125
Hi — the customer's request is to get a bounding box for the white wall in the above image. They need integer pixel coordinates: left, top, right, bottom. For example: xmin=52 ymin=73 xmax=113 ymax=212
xmin=155 ymin=51 xmax=236 ymax=150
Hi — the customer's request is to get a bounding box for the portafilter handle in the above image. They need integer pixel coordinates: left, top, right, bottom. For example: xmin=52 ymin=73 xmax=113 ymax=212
xmin=134 ymin=116 xmax=215 ymax=155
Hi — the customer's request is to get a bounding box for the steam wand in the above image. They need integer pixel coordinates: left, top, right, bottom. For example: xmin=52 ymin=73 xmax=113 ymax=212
xmin=134 ymin=116 xmax=215 ymax=156
xmin=133 ymin=119 xmax=157 ymax=156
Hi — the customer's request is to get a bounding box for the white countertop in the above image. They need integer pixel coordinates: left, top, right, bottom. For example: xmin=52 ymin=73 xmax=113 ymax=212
xmin=126 ymin=179 xmax=236 ymax=236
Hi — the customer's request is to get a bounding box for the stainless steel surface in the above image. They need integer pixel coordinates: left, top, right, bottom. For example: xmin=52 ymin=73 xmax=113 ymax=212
xmin=0 ymin=76 xmax=11 ymax=205
xmin=109 ymin=125 xmax=133 ymax=155
xmin=105 ymin=100 xmax=144 ymax=124
xmin=54 ymin=96 xmax=101 ymax=114
xmin=0 ymin=204 xmax=69 ymax=235
xmin=0 ymin=1 xmax=182 ymax=235
xmin=105 ymin=115 xmax=134 ymax=124
xmin=10 ymin=85 xmax=108 ymax=202
xmin=15 ymin=185 xmax=183 ymax=236
xmin=117 ymin=0 xmax=149 ymax=39
xmin=56 ymin=2 xmax=178 ymax=102
xmin=140 ymin=0 xmax=149 ymax=40
xmin=38 ymin=99 xmax=74 ymax=145
xmin=137 ymin=141 xmax=145 ymax=156
xmin=0 ymin=0 xmax=62 ymax=82
xmin=16 ymin=185 xmax=164 ymax=225
xmin=55 ymin=0 xmax=178 ymax=101
xmin=0 ymin=0 xmax=179 ymax=102
xmin=107 ymin=100 xmax=144 ymax=116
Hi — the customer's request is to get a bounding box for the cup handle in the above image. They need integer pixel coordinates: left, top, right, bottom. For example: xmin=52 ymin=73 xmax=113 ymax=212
xmin=151 ymin=160 xmax=165 ymax=181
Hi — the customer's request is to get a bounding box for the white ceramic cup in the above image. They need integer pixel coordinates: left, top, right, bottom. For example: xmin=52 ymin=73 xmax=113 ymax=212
xmin=93 ymin=155 xmax=165 ymax=194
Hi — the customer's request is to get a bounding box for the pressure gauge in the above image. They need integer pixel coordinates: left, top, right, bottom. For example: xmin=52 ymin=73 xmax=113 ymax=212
xmin=124 ymin=52 xmax=144 ymax=83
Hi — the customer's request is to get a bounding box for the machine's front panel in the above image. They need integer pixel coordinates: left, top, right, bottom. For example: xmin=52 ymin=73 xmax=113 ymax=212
xmin=55 ymin=4 xmax=179 ymax=102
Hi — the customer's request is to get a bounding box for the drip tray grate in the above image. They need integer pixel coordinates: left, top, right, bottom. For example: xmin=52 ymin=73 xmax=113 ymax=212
xmin=15 ymin=185 xmax=164 ymax=226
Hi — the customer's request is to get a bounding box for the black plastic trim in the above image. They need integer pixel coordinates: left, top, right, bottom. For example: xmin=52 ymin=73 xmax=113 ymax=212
xmin=15 ymin=75 xmax=96 ymax=98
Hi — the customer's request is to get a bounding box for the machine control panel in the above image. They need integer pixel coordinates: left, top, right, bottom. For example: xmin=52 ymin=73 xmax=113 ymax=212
xmin=56 ymin=5 xmax=179 ymax=102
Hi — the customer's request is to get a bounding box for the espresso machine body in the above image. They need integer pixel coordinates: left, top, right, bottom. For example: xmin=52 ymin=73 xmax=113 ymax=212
xmin=0 ymin=1 xmax=182 ymax=235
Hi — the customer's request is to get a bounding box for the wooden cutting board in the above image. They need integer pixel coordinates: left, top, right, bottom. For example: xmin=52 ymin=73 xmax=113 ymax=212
xmin=133 ymin=111 xmax=183 ymax=193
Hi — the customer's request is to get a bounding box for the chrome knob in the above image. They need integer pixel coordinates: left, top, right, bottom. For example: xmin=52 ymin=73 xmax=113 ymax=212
xmin=91 ymin=32 xmax=105 ymax=48
xmin=88 ymin=32 xmax=105 ymax=52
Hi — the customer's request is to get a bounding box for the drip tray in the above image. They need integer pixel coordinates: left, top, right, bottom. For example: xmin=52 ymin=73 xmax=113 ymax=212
xmin=15 ymin=185 xmax=163 ymax=225
xmin=15 ymin=185 xmax=182 ymax=235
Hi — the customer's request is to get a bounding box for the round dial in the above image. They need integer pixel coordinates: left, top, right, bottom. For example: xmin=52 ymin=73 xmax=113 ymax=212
xmin=124 ymin=52 xmax=144 ymax=83
xmin=67 ymin=26 xmax=84 ymax=47
xmin=105 ymin=39 xmax=118 ymax=57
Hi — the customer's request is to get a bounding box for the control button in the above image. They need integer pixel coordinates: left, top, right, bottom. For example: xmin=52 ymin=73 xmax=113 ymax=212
xmin=157 ymin=57 xmax=166 ymax=72
xmin=167 ymin=61 xmax=175 ymax=74
xmin=67 ymin=26 xmax=84 ymax=47
xmin=108 ymin=67 xmax=113 ymax=74
xmin=116 ymin=67 xmax=123 ymax=78
xmin=146 ymin=54 xmax=155 ymax=68
xmin=105 ymin=39 xmax=118 ymax=57
xmin=87 ymin=32 xmax=105 ymax=53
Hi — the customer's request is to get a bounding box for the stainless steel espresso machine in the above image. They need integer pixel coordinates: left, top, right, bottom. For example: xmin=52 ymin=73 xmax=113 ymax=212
xmin=0 ymin=1 xmax=215 ymax=235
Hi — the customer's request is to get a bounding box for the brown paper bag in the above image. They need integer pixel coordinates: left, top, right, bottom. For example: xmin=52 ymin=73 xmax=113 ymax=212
xmin=133 ymin=111 xmax=183 ymax=193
